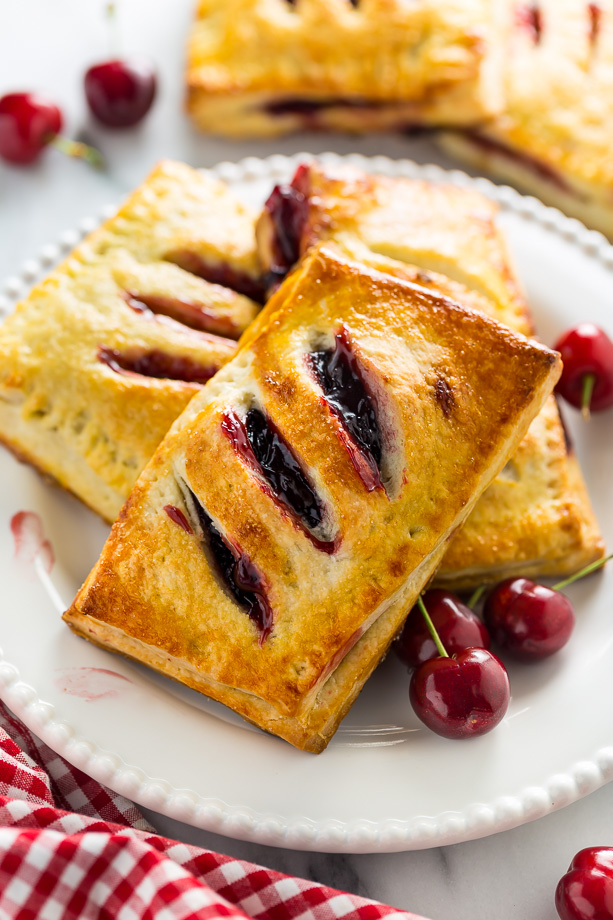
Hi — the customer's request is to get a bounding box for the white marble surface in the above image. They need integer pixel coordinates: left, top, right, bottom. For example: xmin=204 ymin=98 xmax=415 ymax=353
xmin=1 ymin=3 xmax=611 ymax=919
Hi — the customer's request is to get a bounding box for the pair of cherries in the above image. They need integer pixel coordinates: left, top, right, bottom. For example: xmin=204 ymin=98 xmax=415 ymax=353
xmin=0 ymin=58 xmax=156 ymax=166
xmin=398 ymin=555 xmax=609 ymax=740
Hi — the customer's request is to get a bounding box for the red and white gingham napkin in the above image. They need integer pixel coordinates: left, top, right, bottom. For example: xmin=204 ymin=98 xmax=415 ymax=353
xmin=0 ymin=701 xmax=428 ymax=920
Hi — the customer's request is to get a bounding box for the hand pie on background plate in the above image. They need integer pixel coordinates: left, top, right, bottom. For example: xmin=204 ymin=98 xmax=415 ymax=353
xmin=186 ymin=0 xmax=506 ymax=137
xmin=440 ymin=0 xmax=613 ymax=240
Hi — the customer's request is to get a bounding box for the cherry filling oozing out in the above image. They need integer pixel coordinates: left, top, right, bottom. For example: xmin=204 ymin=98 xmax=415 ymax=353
xmin=262 ymin=183 xmax=308 ymax=285
xmin=463 ymin=130 xmax=577 ymax=196
xmin=163 ymin=505 xmax=193 ymax=534
xmin=515 ymin=2 xmax=543 ymax=43
xmin=588 ymin=3 xmax=602 ymax=44
xmin=165 ymin=251 xmax=267 ymax=304
xmin=97 ymin=345 xmax=217 ymax=384
xmin=221 ymin=407 xmax=336 ymax=553
xmin=124 ymin=291 xmax=240 ymax=340
xmin=308 ymin=327 xmax=384 ymax=492
xmin=284 ymin=0 xmax=358 ymax=6
xmin=187 ymin=487 xmax=273 ymax=641
xmin=264 ymin=96 xmax=385 ymax=117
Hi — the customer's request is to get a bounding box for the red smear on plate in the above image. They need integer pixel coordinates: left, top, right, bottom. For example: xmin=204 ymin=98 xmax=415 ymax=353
xmin=54 ymin=667 xmax=132 ymax=702
xmin=10 ymin=511 xmax=54 ymax=574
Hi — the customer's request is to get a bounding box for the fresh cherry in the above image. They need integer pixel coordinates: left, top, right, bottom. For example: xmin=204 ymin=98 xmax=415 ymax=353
xmin=0 ymin=92 xmax=62 ymax=164
xmin=555 ymin=847 xmax=613 ymax=919
xmin=407 ymin=596 xmax=509 ymax=739
xmin=554 ymin=324 xmax=613 ymax=418
xmin=0 ymin=92 xmax=102 ymax=167
xmin=484 ymin=555 xmax=611 ymax=661
xmin=395 ymin=589 xmax=490 ymax=668
xmin=409 ymin=646 xmax=510 ymax=739
xmin=484 ymin=578 xmax=575 ymax=661
xmin=84 ymin=58 xmax=157 ymax=127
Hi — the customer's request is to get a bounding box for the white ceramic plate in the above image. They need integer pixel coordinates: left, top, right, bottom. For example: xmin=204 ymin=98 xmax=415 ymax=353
xmin=1 ymin=153 xmax=612 ymax=854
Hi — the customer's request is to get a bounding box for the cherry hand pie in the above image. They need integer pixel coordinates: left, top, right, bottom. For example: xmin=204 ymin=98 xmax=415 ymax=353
xmin=256 ymin=160 xmax=605 ymax=587
xmin=440 ymin=0 xmax=613 ymax=239
xmin=0 ymin=161 xmax=263 ymax=523
xmin=64 ymin=244 xmax=560 ymax=751
xmin=186 ymin=0 xmax=505 ymax=138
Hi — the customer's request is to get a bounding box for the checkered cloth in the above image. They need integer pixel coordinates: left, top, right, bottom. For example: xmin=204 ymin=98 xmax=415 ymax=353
xmin=0 ymin=702 xmax=427 ymax=920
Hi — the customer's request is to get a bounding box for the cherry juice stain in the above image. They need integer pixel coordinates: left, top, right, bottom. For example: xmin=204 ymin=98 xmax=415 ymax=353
xmin=54 ymin=667 xmax=133 ymax=702
xmin=10 ymin=511 xmax=54 ymax=575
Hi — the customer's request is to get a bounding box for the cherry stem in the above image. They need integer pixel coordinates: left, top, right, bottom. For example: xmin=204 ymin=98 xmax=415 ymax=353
xmin=416 ymin=594 xmax=449 ymax=658
xmin=49 ymin=135 xmax=105 ymax=169
xmin=553 ymin=552 xmax=613 ymax=591
xmin=467 ymin=584 xmax=486 ymax=609
xmin=581 ymin=373 xmax=596 ymax=420
xmin=107 ymin=2 xmax=120 ymax=58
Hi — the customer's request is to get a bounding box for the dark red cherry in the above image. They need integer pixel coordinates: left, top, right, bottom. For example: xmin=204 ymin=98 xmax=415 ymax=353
xmin=554 ymin=324 xmax=613 ymax=418
xmin=84 ymin=58 xmax=157 ymax=127
xmin=556 ymin=847 xmax=613 ymax=920
xmin=484 ymin=577 xmax=575 ymax=661
xmin=395 ymin=589 xmax=490 ymax=668
xmin=0 ymin=92 xmax=62 ymax=164
xmin=409 ymin=647 xmax=510 ymax=739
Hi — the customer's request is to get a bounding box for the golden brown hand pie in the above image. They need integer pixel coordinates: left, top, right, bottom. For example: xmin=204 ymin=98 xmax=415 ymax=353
xmin=0 ymin=161 xmax=262 ymax=523
xmin=256 ymin=160 xmax=605 ymax=586
xmin=440 ymin=0 xmax=613 ymax=239
xmin=186 ymin=0 xmax=505 ymax=138
xmin=64 ymin=244 xmax=560 ymax=752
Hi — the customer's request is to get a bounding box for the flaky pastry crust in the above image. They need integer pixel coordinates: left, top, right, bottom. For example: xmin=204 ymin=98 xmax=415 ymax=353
xmin=0 ymin=161 xmax=262 ymax=522
xmin=65 ymin=244 xmax=560 ymax=751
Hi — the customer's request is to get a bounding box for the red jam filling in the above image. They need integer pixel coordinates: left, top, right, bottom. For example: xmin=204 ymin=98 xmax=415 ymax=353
xmin=588 ymin=3 xmax=602 ymax=43
xmin=165 ymin=252 xmax=267 ymax=304
xmin=264 ymin=95 xmax=386 ymax=117
xmin=221 ymin=408 xmax=337 ymax=553
xmin=463 ymin=131 xmax=577 ymax=196
xmin=515 ymin=3 xmax=543 ymax=43
xmin=97 ymin=345 xmax=217 ymax=384
xmin=262 ymin=183 xmax=308 ymax=286
xmin=187 ymin=487 xmax=273 ymax=642
xmin=124 ymin=291 xmax=240 ymax=340
xmin=163 ymin=505 xmax=193 ymax=533
xmin=308 ymin=327 xmax=383 ymax=493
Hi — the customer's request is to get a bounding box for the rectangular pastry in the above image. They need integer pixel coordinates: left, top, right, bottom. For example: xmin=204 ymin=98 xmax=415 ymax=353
xmin=256 ymin=160 xmax=605 ymax=586
xmin=186 ymin=0 xmax=505 ymax=138
xmin=440 ymin=0 xmax=613 ymax=239
xmin=64 ymin=244 xmax=561 ymax=751
xmin=0 ymin=161 xmax=263 ymax=523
